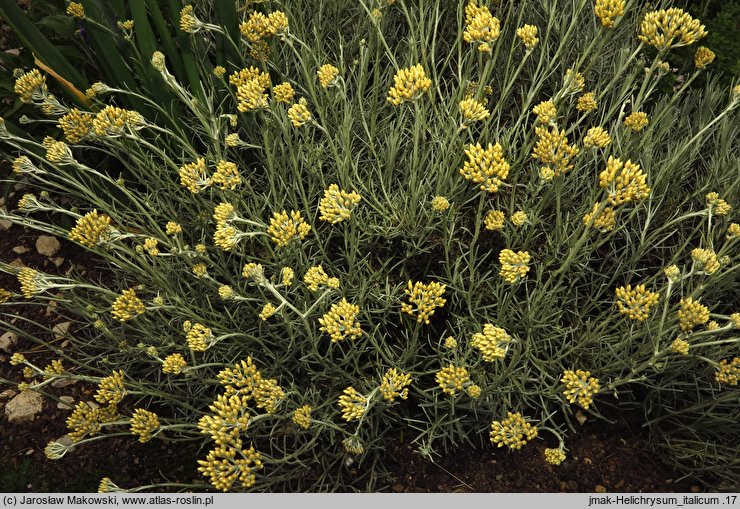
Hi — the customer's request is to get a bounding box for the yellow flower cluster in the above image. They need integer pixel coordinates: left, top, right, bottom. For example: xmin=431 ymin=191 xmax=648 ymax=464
xmin=561 ymin=369 xmax=600 ymax=409
xmin=431 ymin=196 xmax=450 ymax=212
xmin=677 ymin=297 xmax=709 ymax=332
xmin=319 ymin=299 xmax=362 ymax=342
xmin=66 ymin=401 xmax=117 ymax=442
xmin=583 ymin=126 xmax=611 ymax=149
xmin=179 ymin=5 xmax=203 ymax=33
xmin=10 ymin=353 xmax=26 ymax=366
xmin=463 ymin=2 xmax=500 ymax=53
xmin=162 ymin=353 xmax=187 ymax=374
xmin=615 ymin=284 xmax=659 ymax=321
xmin=444 ymin=336 xmax=458 ymax=349
xmin=499 ymin=249 xmax=530 ymax=284
xmin=280 ymin=267 xmax=294 ymax=287
xmin=400 ymin=281 xmax=447 ymax=324
xmin=259 ymin=303 xmax=277 ymax=321
xmin=671 ymin=338 xmax=690 ymax=356
xmin=516 ymin=24 xmax=539 ymax=50
xmin=69 ymin=210 xmax=112 ymax=247
xmin=229 ymin=67 xmax=271 ymax=112
xmin=706 ymin=192 xmax=732 ymax=216
xmin=267 ymin=210 xmax=311 ymax=247
xmin=691 ymin=248 xmax=720 ymax=275
xmin=303 ymin=265 xmax=339 ymax=291
xmin=95 ymin=370 xmax=126 ymax=405
xmin=594 ymin=0 xmax=625 ymax=28
xmin=694 ymin=46 xmax=716 ymax=70
xmin=58 ymin=108 xmax=94 ymax=143
xmin=435 ymin=364 xmax=470 ymax=396
xmin=599 ymin=157 xmax=650 ymax=205
xmin=14 ymin=69 xmax=47 ymax=103
xmin=466 ymin=385 xmax=482 ymax=398
xmin=0 ymin=288 xmax=12 ymax=304
xmin=319 ymin=184 xmax=362 ymax=223
xmin=489 ymin=412 xmax=538 ymax=450
xmin=387 ymin=64 xmax=432 ymax=105
xmin=92 ymin=106 xmax=144 ymax=136
xmin=239 ymin=10 xmax=288 ymax=42
xmin=511 ymin=211 xmax=528 ymax=227
xmin=638 ymin=8 xmax=707 ymax=50
xmin=532 ymin=100 xmax=556 ymax=123
xmin=217 ymin=357 xmax=284 ymax=408
xmin=576 ymin=92 xmax=598 ymax=112
xmin=211 ymin=160 xmax=241 ymax=190
xmin=471 ymin=324 xmax=513 ymax=362
xmin=270 ymin=82 xmax=294 ymax=104
xmin=165 ymin=221 xmax=182 ymax=235
xmin=624 ymin=111 xmax=649 ymax=132
xmin=531 ymin=127 xmax=580 ymax=177
xmin=43 ymin=136 xmax=72 ymax=164
xmin=66 ymin=2 xmax=84 ymax=18
xmin=197 ymin=440 xmax=263 ymax=491
xmin=728 ymin=223 xmax=740 ymax=240
xmin=142 ymin=237 xmax=159 ymax=256
xmin=186 ymin=323 xmax=214 ymax=351
xmin=459 ymin=97 xmax=490 ymax=123
xmin=583 ymin=202 xmax=616 ymax=232
xmin=338 ymin=386 xmax=367 ymax=421
xmin=545 ymin=448 xmax=567 ymax=465
xmin=664 ymin=265 xmax=681 ymax=281
xmin=317 ymin=64 xmax=339 ymax=88
xmin=218 ymin=286 xmax=234 ymax=300
xmin=12 ymin=155 xmax=35 ymax=174
xmin=292 ymin=405 xmax=312 ymax=429
xmin=111 ymin=289 xmax=145 ymax=322
xmin=484 ymin=210 xmax=506 ymax=231
xmin=130 ymin=408 xmax=160 ymax=443
xmin=459 ymin=142 xmax=510 ymax=193
xmin=288 ymin=98 xmax=312 ymax=127
xmin=715 ymin=358 xmax=739 ymax=386
xmin=380 ymin=368 xmax=412 ymax=402
xmin=17 ymin=268 xmax=41 ymax=298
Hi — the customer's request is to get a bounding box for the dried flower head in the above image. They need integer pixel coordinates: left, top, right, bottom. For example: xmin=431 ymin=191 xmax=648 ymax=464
xmin=677 ymin=297 xmax=709 ymax=332
xmin=387 ymin=64 xmax=432 ymax=105
xmin=615 ymin=284 xmax=659 ymax=321
xmin=459 ymin=97 xmax=490 ymax=123
xmin=95 ymin=370 xmax=126 ymax=405
xmin=317 ymin=64 xmax=339 ymax=88
xmin=499 ymin=249 xmax=530 ymax=283
xmin=58 ymin=109 xmax=94 ymax=143
xmin=273 ymin=82 xmax=295 ymax=103
xmin=435 ymin=365 xmax=470 ymax=396
xmin=267 ymin=210 xmax=311 ymax=247
xmin=130 ymin=408 xmax=160 ymax=443
xmin=111 ymin=289 xmax=145 ymax=322
xmin=624 ymin=111 xmax=649 ymax=132
xmin=484 ymin=210 xmax=506 ymax=231
xmin=516 ymin=24 xmax=539 ymax=50
xmin=561 ymin=369 xmax=600 ymax=409
xmin=490 ymin=412 xmax=538 ymax=450
xmin=464 ymin=2 xmax=501 ymax=52
xmin=380 ymin=368 xmax=412 ymax=401
xmin=288 ymin=98 xmax=312 ymax=127
xmin=338 ymin=387 xmax=367 ymax=421
xmin=694 ymin=46 xmax=716 ymax=70
xmin=715 ymin=358 xmax=739 ymax=386
xmin=532 ymin=100 xmax=557 ymax=123
xmin=544 ymin=448 xmax=567 ymax=465
xmin=691 ymin=247 xmax=720 ymax=274
xmin=162 ymin=353 xmax=187 ymax=374
xmin=638 ymin=8 xmax=707 ymax=50
xmin=292 ymin=405 xmax=312 ymax=429
xmin=319 ymin=298 xmax=362 ymax=342
xmin=431 ymin=196 xmax=450 ymax=212
xmin=599 ymin=157 xmax=650 ymax=205
xmin=459 ymin=142 xmax=510 ymax=193
xmin=576 ymin=92 xmax=598 ymax=112
xmin=583 ymin=126 xmax=611 ymax=149
xmin=531 ymin=126 xmax=580 ymax=177
xmin=471 ymin=324 xmax=513 ymax=362
xmin=14 ymin=69 xmax=47 ymax=103
xmin=400 ymin=281 xmax=447 ymax=324
xmin=319 ymin=184 xmax=362 ymax=223
xmin=706 ymin=192 xmax=732 ymax=216
xmin=594 ymin=0 xmax=625 ymax=28
xmin=583 ymin=202 xmax=616 ymax=232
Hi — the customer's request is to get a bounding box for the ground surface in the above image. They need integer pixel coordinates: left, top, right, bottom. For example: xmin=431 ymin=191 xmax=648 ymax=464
xmin=0 ymin=173 xmax=702 ymax=493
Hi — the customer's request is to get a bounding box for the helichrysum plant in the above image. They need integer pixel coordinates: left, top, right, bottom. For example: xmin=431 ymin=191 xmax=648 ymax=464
xmin=1 ymin=0 xmax=739 ymax=493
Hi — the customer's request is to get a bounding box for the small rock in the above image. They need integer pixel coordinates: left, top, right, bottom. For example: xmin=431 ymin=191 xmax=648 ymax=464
xmin=583 ymin=457 xmax=592 ymax=465
xmin=0 ymin=219 xmax=12 ymax=231
xmin=52 ymin=321 xmax=72 ymax=340
xmin=0 ymin=331 xmax=18 ymax=353
xmin=615 ymin=479 xmax=625 ymax=489
xmin=57 ymin=396 xmax=75 ymax=410
xmin=45 ymin=300 xmax=58 ymax=316
xmin=0 ymin=389 xmax=18 ymax=401
xmin=560 ymin=481 xmax=567 ymax=491
xmin=12 ymin=245 xmax=29 ymax=254
xmin=36 ymin=235 xmax=61 ymax=257
xmin=5 ymin=391 xmax=44 ymax=424
xmin=61 ymin=340 xmax=71 ymax=349
xmin=51 ymin=257 xmax=65 ymax=268
xmin=566 ymin=480 xmax=578 ymax=491
xmin=25 ymin=449 xmax=34 ymax=456
xmin=9 ymin=258 xmax=26 ymax=268
xmin=495 ymin=474 xmax=503 ymax=481
xmin=691 ymin=485 xmax=701 ymax=493
xmin=595 ymin=484 xmax=607 ymax=493
xmin=575 ymin=411 xmax=587 ymax=425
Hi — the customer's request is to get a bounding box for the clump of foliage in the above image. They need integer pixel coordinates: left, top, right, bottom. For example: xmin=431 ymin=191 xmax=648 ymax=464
xmin=1 ymin=0 xmax=738 ymax=492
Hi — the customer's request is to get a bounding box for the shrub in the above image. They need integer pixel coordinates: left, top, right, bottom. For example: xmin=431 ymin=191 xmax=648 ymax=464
xmin=1 ymin=0 xmax=738 ymax=491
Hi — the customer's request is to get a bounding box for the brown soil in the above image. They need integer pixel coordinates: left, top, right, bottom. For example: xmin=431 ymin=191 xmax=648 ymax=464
xmin=0 ymin=177 xmax=700 ymax=493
